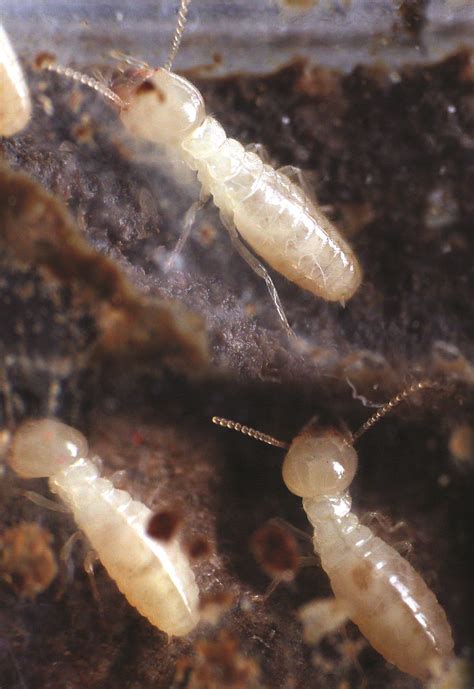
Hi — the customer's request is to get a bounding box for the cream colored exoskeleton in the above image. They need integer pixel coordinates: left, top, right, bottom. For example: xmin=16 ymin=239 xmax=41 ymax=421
xmin=8 ymin=418 xmax=199 ymax=636
xmin=212 ymin=381 xmax=455 ymax=682
xmin=0 ymin=23 xmax=31 ymax=136
xmin=43 ymin=0 xmax=362 ymax=331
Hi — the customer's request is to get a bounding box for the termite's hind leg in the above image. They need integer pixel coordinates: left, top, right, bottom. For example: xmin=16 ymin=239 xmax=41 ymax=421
xmin=220 ymin=215 xmax=294 ymax=337
xmin=165 ymin=197 xmax=209 ymax=272
xmin=278 ymin=165 xmax=332 ymax=214
xmin=246 ymin=143 xmax=272 ymax=165
xmin=299 ymin=555 xmax=319 ymax=568
xmin=391 ymin=540 xmax=413 ymax=557
xmin=361 ymin=511 xmax=409 ymax=535
xmin=278 ymin=165 xmax=313 ymax=199
xmin=56 ymin=530 xmax=83 ymax=599
xmin=83 ymin=549 xmax=103 ymax=610
xmin=361 ymin=511 xmax=413 ymax=555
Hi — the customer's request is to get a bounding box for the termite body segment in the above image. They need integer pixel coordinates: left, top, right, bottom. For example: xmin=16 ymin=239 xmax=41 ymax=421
xmin=283 ymin=429 xmax=454 ymax=680
xmin=8 ymin=419 xmax=200 ymax=636
xmin=0 ymin=24 xmax=31 ymax=136
xmin=119 ymin=69 xmax=362 ymax=302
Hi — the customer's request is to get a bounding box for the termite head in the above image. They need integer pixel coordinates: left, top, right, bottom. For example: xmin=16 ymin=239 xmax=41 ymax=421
xmin=9 ymin=419 xmax=88 ymax=478
xmin=213 ymin=381 xmax=443 ymax=501
xmin=282 ymin=426 xmax=358 ymax=499
xmin=119 ymin=68 xmax=206 ymax=145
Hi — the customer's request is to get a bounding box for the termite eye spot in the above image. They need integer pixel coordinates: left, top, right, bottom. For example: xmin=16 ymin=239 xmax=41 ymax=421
xmin=282 ymin=430 xmax=358 ymax=499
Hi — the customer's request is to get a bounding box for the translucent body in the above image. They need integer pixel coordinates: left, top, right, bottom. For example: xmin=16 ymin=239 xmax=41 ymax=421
xmin=0 ymin=24 xmax=31 ymax=136
xmin=119 ymin=69 xmax=362 ymax=302
xmin=283 ymin=429 xmax=454 ymax=680
xmin=8 ymin=419 xmax=199 ymax=636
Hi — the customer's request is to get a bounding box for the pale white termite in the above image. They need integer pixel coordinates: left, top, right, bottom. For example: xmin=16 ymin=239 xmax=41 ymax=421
xmin=43 ymin=0 xmax=362 ymax=330
xmin=212 ymin=381 xmax=455 ymax=681
xmin=0 ymin=23 xmax=31 ymax=136
xmin=7 ymin=418 xmax=200 ymax=636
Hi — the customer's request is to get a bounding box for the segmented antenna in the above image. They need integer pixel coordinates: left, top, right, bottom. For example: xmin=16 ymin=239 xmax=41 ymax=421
xmin=164 ymin=0 xmax=191 ymax=71
xmin=212 ymin=417 xmax=289 ymax=449
xmin=351 ymin=380 xmax=441 ymax=442
xmin=41 ymin=60 xmax=125 ymax=108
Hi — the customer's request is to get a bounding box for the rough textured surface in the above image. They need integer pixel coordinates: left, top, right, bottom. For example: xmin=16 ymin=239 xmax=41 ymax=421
xmin=0 ymin=36 xmax=473 ymax=689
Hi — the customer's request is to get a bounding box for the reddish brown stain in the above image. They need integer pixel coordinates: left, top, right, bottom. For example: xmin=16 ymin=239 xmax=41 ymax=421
xmin=136 ymin=80 xmax=166 ymax=103
xmin=250 ymin=521 xmax=299 ymax=582
xmin=147 ymin=509 xmax=182 ymax=542
xmin=33 ymin=51 xmax=56 ymax=70
xmin=351 ymin=562 xmax=373 ymax=591
xmin=0 ymin=522 xmax=58 ymax=598
xmin=174 ymin=632 xmax=262 ymax=689
xmin=185 ymin=534 xmax=212 ymax=561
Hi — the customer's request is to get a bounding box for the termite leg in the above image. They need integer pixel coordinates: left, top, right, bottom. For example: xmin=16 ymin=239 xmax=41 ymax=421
xmin=56 ymin=530 xmax=83 ymax=598
xmin=277 ymin=164 xmax=333 ymax=214
xmin=360 ymin=513 xmax=413 ymax=555
xmin=267 ymin=516 xmax=312 ymax=543
xmin=21 ymin=490 xmax=71 ymax=513
xmin=391 ymin=540 xmax=414 ymax=557
xmin=83 ymin=548 xmax=102 ymax=608
xmin=165 ymin=197 xmax=209 ymax=272
xmin=83 ymin=549 xmax=107 ymax=623
xmin=361 ymin=510 xmax=409 ymax=536
xmin=245 ymin=142 xmax=272 ymax=165
xmin=262 ymin=577 xmax=281 ymax=600
xmin=277 ymin=165 xmax=315 ymax=203
xmin=299 ymin=555 xmax=319 ymax=568
xmin=220 ymin=213 xmax=294 ymax=337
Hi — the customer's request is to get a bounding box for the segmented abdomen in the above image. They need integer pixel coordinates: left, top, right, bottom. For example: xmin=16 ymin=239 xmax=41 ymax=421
xmin=304 ymin=496 xmax=453 ymax=679
xmin=49 ymin=458 xmax=199 ymax=636
xmin=182 ymin=116 xmax=361 ymax=301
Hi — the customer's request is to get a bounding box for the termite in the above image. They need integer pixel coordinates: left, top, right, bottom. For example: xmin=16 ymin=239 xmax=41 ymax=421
xmin=0 ymin=23 xmax=31 ymax=136
xmin=212 ymin=381 xmax=455 ymax=681
xmin=42 ymin=0 xmax=362 ymax=332
xmin=6 ymin=418 xmax=200 ymax=636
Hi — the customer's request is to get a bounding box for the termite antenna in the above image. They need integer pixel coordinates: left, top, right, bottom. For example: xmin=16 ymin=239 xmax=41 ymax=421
xmin=39 ymin=57 xmax=126 ymax=108
xmin=164 ymin=0 xmax=191 ymax=72
xmin=212 ymin=416 xmax=289 ymax=450
xmin=351 ymin=379 xmax=442 ymax=443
